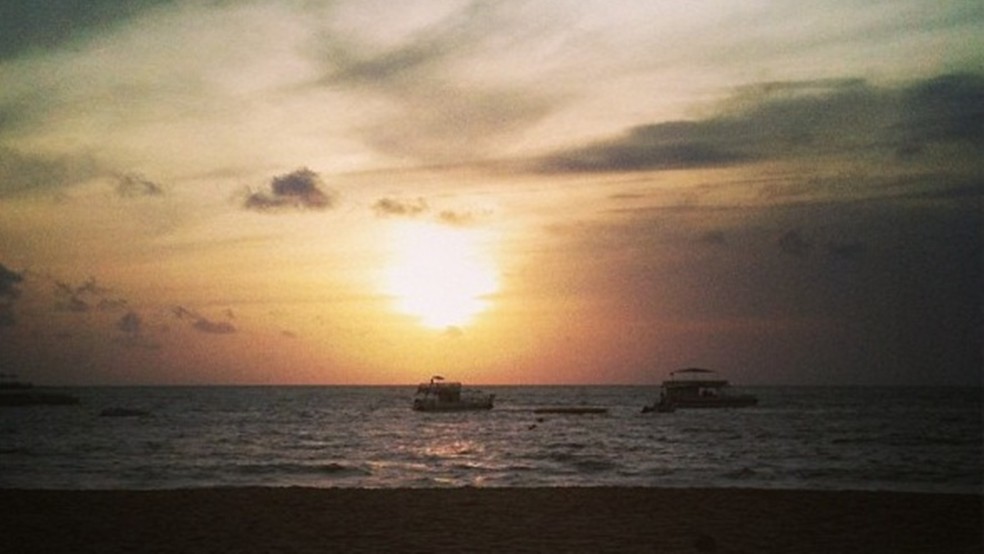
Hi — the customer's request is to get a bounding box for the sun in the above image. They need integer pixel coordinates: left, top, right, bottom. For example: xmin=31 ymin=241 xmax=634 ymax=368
xmin=383 ymin=221 xmax=499 ymax=329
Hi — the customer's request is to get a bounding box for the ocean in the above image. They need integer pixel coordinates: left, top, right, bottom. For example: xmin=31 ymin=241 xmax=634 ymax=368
xmin=1 ymin=386 xmax=980 ymax=493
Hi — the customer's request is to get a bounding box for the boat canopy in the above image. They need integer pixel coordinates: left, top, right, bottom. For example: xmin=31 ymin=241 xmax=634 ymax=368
xmin=670 ymin=368 xmax=716 ymax=376
xmin=665 ymin=368 xmax=728 ymax=387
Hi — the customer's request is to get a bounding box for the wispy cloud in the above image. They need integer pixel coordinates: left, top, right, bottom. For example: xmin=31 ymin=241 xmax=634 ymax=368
xmin=317 ymin=2 xmax=559 ymax=162
xmin=436 ymin=209 xmax=485 ymax=227
xmin=371 ymin=195 xmax=488 ymax=227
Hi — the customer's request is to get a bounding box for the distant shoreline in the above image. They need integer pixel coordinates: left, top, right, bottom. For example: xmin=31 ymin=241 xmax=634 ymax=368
xmin=2 ymin=487 xmax=980 ymax=553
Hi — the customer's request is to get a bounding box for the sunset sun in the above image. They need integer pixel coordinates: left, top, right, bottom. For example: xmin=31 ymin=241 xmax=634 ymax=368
xmin=383 ymin=222 xmax=499 ymax=329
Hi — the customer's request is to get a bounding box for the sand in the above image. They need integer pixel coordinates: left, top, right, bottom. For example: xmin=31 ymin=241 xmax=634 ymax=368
xmin=1 ymin=487 xmax=980 ymax=553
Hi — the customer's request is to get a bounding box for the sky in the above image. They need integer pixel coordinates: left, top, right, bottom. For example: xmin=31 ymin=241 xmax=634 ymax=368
xmin=0 ymin=0 xmax=981 ymax=386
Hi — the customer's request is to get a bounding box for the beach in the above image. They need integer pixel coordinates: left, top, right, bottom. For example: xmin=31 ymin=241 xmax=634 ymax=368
xmin=2 ymin=487 xmax=980 ymax=553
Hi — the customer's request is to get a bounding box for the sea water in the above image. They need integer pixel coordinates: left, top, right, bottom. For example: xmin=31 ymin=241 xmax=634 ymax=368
xmin=0 ymin=386 xmax=980 ymax=492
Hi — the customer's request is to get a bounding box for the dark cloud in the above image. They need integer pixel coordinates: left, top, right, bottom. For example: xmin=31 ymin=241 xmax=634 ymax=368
xmin=0 ymin=0 xmax=173 ymax=61
xmin=537 ymin=73 xmax=984 ymax=174
xmin=539 ymin=123 xmax=749 ymax=172
xmin=115 ymin=310 xmax=161 ymax=349
xmin=373 ymin=197 xmax=428 ymax=218
xmin=0 ymin=263 xmax=23 ymax=299
xmin=172 ymin=305 xmax=236 ymax=334
xmin=0 ymin=263 xmax=24 ymax=326
xmin=117 ymin=311 xmax=142 ymax=334
xmin=899 ymin=73 xmax=984 ymax=146
xmin=59 ymin=296 xmax=90 ymax=312
xmin=52 ymin=277 xmax=123 ymax=313
xmin=244 ymin=168 xmax=336 ymax=211
xmin=0 ymin=146 xmax=99 ymax=197
xmin=116 ymin=173 xmax=164 ymax=197
xmin=74 ymin=277 xmax=109 ymax=296
xmin=192 ymin=318 xmax=236 ymax=334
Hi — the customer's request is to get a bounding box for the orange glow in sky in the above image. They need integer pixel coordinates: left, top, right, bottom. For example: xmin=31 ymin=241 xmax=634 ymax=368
xmin=0 ymin=1 xmax=980 ymax=386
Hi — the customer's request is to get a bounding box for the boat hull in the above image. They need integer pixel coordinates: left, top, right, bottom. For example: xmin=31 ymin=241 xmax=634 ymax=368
xmin=668 ymin=396 xmax=758 ymax=409
xmin=413 ymin=400 xmax=494 ymax=412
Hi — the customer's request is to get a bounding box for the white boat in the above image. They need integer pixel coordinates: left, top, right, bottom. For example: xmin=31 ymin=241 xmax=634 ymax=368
xmin=412 ymin=376 xmax=495 ymax=412
xmin=644 ymin=368 xmax=757 ymax=411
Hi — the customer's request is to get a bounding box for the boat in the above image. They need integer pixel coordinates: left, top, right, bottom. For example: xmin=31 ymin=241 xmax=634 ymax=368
xmin=644 ymin=368 xmax=757 ymax=411
xmin=412 ymin=376 xmax=495 ymax=412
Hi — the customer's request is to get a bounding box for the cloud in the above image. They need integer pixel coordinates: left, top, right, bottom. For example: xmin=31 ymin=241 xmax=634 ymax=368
xmin=172 ymin=306 xmax=195 ymax=320
xmin=898 ymin=73 xmax=984 ymax=146
xmin=52 ymin=277 xmax=125 ymax=313
xmin=371 ymin=197 xmax=487 ymax=226
xmin=317 ymin=3 xmax=558 ymax=162
xmin=192 ymin=318 xmax=236 ymax=334
xmin=0 ymin=263 xmax=24 ymax=326
xmin=0 ymin=147 xmax=100 ymax=197
xmin=436 ymin=209 xmax=483 ymax=227
xmin=117 ymin=311 xmax=143 ymax=334
xmin=172 ymin=305 xmax=236 ymax=334
xmin=0 ymin=0 xmax=173 ymax=61
xmin=539 ymin=122 xmax=749 ymax=172
xmin=114 ymin=310 xmax=161 ymax=349
xmin=536 ymin=73 xmax=984 ymax=173
xmin=373 ymin=197 xmax=428 ymax=218
xmin=244 ymin=168 xmax=337 ymax=211
xmin=115 ymin=173 xmax=164 ymax=197
xmin=0 ymin=263 xmax=23 ymax=299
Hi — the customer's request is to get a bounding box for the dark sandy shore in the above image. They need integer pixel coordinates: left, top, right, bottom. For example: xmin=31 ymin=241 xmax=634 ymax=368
xmin=1 ymin=487 xmax=980 ymax=553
